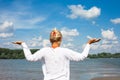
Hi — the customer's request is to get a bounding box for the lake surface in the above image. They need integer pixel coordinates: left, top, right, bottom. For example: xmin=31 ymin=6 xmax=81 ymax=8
xmin=0 ymin=58 xmax=120 ymax=80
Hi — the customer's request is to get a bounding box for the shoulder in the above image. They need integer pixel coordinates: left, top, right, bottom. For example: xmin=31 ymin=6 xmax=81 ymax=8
xmin=39 ymin=47 xmax=50 ymax=51
xmin=57 ymin=47 xmax=72 ymax=52
xmin=36 ymin=47 xmax=51 ymax=56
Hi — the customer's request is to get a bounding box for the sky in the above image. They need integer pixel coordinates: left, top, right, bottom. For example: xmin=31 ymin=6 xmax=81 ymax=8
xmin=0 ymin=0 xmax=120 ymax=54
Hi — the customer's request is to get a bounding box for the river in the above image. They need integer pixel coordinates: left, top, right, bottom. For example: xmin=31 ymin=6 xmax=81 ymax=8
xmin=0 ymin=58 xmax=120 ymax=80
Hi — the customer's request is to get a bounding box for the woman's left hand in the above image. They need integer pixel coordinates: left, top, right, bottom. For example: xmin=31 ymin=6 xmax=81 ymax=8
xmin=88 ymin=38 xmax=101 ymax=44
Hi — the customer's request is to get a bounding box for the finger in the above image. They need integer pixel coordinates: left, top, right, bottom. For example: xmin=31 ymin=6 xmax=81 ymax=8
xmin=12 ymin=42 xmax=21 ymax=44
xmin=93 ymin=39 xmax=101 ymax=43
xmin=12 ymin=42 xmax=17 ymax=44
xmin=96 ymin=39 xmax=101 ymax=42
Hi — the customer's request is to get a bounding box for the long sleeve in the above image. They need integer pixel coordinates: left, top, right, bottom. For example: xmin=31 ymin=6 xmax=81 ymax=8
xmin=21 ymin=42 xmax=44 ymax=61
xmin=65 ymin=44 xmax=90 ymax=61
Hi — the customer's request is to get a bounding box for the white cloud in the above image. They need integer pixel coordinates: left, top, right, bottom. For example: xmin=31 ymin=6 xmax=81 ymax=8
xmin=42 ymin=39 xmax=50 ymax=47
xmin=101 ymin=29 xmax=118 ymax=49
xmin=100 ymin=44 xmax=113 ymax=49
xmin=67 ymin=4 xmax=101 ymax=19
xmin=86 ymin=35 xmax=93 ymax=39
xmin=102 ymin=39 xmax=118 ymax=45
xmin=0 ymin=21 xmax=13 ymax=32
xmin=102 ymin=39 xmax=111 ymax=44
xmin=0 ymin=21 xmax=14 ymax=38
xmin=32 ymin=36 xmax=42 ymax=41
xmin=60 ymin=27 xmax=79 ymax=41
xmin=112 ymin=40 xmax=119 ymax=44
xmin=110 ymin=18 xmax=120 ymax=24
xmin=27 ymin=36 xmax=50 ymax=48
xmin=61 ymin=27 xmax=79 ymax=37
xmin=101 ymin=29 xmax=117 ymax=40
xmin=29 ymin=36 xmax=42 ymax=47
xmin=86 ymin=29 xmax=119 ymax=53
xmin=0 ymin=33 xmax=13 ymax=38
xmin=91 ymin=44 xmax=100 ymax=50
xmin=62 ymin=42 xmax=73 ymax=48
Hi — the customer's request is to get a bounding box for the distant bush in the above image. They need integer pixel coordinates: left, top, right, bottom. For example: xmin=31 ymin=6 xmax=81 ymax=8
xmin=0 ymin=48 xmax=38 ymax=59
xmin=88 ymin=52 xmax=120 ymax=58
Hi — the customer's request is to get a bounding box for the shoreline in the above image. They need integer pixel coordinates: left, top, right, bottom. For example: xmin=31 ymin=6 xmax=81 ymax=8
xmin=91 ymin=76 xmax=120 ymax=80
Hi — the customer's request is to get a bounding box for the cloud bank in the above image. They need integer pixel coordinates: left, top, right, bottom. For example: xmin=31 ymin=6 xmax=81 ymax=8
xmin=67 ymin=4 xmax=101 ymax=19
xmin=89 ymin=29 xmax=119 ymax=53
xmin=111 ymin=18 xmax=120 ymax=24
xmin=0 ymin=21 xmax=14 ymax=38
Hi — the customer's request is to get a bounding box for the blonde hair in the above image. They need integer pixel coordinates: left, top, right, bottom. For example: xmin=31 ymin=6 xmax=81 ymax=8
xmin=50 ymin=28 xmax=62 ymax=45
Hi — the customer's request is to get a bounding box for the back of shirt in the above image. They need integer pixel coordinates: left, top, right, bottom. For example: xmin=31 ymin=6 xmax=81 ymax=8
xmin=42 ymin=47 xmax=69 ymax=80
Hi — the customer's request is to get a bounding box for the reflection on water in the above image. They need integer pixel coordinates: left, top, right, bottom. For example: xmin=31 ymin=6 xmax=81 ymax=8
xmin=70 ymin=58 xmax=120 ymax=80
xmin=0 ymin=58 xmax=120 ymax=80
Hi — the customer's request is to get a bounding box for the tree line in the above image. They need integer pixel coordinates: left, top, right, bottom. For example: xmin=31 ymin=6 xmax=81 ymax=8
xmin=0 ymin=48 xmax=120 ymax=59
xmin=0 ymin=48 xmax=38 ymax=59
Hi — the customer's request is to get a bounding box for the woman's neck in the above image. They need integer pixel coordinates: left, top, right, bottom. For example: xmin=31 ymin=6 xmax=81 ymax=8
xmin=52 ymin=42 xmax=60 ymax=48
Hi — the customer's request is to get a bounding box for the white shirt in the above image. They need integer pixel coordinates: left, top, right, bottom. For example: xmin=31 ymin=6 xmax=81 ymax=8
xmin=21 ymin=43 xmax=90 ymax=80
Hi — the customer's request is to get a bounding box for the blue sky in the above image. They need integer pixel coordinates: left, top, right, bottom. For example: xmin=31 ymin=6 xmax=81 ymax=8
xmin=0 ymin=0 xmax=120 ymax=54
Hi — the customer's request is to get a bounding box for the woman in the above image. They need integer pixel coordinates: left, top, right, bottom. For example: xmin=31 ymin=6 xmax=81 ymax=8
xmin=13 ymin=29 xmax=100 ymax=80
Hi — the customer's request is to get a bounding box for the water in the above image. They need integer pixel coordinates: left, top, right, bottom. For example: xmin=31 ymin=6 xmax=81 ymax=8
xmin=0 ymin=58 xmax=120 ymax=80
xmin=70 ymin=58 xmax=120 ymax=80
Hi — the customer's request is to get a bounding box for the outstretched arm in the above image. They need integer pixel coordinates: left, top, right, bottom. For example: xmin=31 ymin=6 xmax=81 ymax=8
xmin=12 ymin=41 xmax=44 ymax=61
xmin=80 ymin=38 xmax=101 ymax=60
xmin=65 ymin=38 xmax=101 ymax=61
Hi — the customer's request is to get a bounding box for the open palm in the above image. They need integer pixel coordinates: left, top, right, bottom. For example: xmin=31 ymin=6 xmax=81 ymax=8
xmin=12 ymin=41 xmax=23 ymax=45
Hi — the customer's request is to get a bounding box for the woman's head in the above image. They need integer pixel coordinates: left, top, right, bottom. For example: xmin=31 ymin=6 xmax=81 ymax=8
xmin=50 ymin=28 xmax=62 ymax=45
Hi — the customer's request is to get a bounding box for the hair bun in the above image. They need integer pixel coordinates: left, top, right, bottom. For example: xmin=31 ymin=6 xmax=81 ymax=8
xmin=50 ymin=28 xmax=62 ymax=44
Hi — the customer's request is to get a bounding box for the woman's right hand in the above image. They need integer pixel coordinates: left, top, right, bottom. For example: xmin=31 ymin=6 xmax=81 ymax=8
xmin=12 ymin=41 xmax=23 ymax=45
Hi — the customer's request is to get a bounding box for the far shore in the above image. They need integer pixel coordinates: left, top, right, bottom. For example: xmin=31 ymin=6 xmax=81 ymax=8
xmin=91 ymin=76 xmax=120 ymax=80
